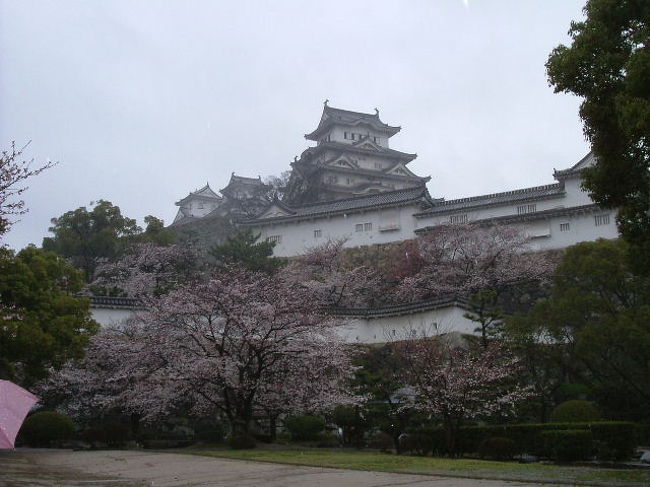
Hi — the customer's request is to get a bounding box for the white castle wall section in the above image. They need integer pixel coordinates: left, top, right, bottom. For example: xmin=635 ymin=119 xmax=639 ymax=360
xmin=524 ymin=210 xmax=618 ymax=251
xmin=337 ymin=306 xmax=476 ymax=344
xmin=251 ymin=203 xmax=421 ymax=258
xmin=252 ymin=178 xmax=618 ymax=258
xmin=561 ymin=178 xmax=594 ymax=207
xmin=90 ymin=307 xmax=135 ymax=328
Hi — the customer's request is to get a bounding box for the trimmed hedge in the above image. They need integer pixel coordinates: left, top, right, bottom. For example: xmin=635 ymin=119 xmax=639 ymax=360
xmin=81 ymin=420 xmax=131 ymax=447
xmin=284 ymin=415 xmax=326 ymax=441
xmin=412 ymin=421 xmax=639 ymax=460
xmin=19 ymin=411 xmax=75 ymax=447
xmin=550 ymin=400 xmax=601 ymax=423
xmin=229 ymin=434 xmax=256 ymax=449
xmin=478 ymin=437 xmax=517 ymax=460
xmin=542 ymin=430 xmax=593 ymax=462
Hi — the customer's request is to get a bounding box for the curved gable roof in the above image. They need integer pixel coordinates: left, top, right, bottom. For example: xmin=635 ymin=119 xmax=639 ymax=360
xmin=305 ymin=103 xmax=401 ymax=140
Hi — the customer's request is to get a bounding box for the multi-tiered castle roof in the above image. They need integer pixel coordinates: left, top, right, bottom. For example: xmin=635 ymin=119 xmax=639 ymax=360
xmin=284 ymin=102 xmax=430 ymax=204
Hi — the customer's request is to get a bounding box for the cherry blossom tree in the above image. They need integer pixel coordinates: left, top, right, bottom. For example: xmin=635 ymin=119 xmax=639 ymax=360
xmin=399 ymin=224 xmax=556 ymax=345
xmin=0 ymin=142 xmax=55 ymax=239
xmin=289 ymin=239 xmax=383 ymax=308
xmin=394 ymin=336 xmax=530 ymax=456
xmin=38 ymin=325 xmax=154 ymax=420
xmin=138 ymin=268 xmax=356 ymax=434
xmin=50 ymin=263 xmax=358 ymax=437
xmin=91 ymin=242 xmax=201 ymax=298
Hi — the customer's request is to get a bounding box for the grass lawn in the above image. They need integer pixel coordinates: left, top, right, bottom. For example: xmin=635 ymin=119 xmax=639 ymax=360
xmin=183 ymin=448 xmax=650 ymax=487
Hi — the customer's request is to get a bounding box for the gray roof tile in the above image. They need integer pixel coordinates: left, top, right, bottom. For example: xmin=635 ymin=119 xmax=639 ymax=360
xmin=414 ymin=183 xmax=564 ymax=216
xmin=240 ymin=186 xmax=433 ymax=224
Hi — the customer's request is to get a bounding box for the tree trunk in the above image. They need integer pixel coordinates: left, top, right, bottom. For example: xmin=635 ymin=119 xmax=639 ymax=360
xmin=269 ymin=414 xmax=277 ymax=442
xmin=231 ymin=418 xmax=249 ymax=436
xmin=392 ymin=432 xmax=402 ymax=454
xmin=130 ymin=413 xmax=141 ymax=442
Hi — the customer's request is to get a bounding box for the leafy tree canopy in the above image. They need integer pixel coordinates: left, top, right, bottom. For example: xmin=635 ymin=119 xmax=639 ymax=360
xmin=209 ymin=229 xmax=285 ymax=273
xmin=546 ymin=0 xmax=650 ymax=272
xmin=511 ymin=239 xmax=650 ymax=421
xmin=42 ymin=200 xmax=141 ymax=280
xmin=0 ymin=246 xmax=99 ymax=386
xmin=138 ymin=215 xmax=176 ymax=246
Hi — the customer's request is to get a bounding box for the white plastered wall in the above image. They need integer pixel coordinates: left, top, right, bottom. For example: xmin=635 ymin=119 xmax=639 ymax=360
xmin=90 ymin=308 xmax=136 ymax=328
xmin=336 ymin=306 xmax=477 ymax=344
xmin=252 ymin=203 xmax=421 ymax=257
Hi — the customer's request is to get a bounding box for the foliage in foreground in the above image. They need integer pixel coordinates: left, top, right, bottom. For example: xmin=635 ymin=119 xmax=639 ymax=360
xmin=547 ymin=0 xmax=650 ymax=274
xmin=0 ymin=142 xmax=55 ymax=238
xmin=18 ymin=411 xmax=75 ymax=447
xmin=507 ymin=239 xmax=650 ymax=421
xmin=395 ymin=336 xmax=530 ymax=456
xmin=192 ymin=449 xmax=650 ymax=486
xmin=0 ymin=247 xmax=98 ymax=386
xmin=44 ymin=243 xmax=371 ymax=436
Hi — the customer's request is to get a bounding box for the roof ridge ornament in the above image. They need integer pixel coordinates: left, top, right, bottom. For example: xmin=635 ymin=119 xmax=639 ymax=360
xmin=324 ymin=99 xmax=329 ymax=106
xmin=374 ymin=107 xmax=379 ymax=116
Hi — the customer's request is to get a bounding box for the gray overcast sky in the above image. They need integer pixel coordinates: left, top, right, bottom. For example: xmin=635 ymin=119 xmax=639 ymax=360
xmin=1 ymin=0 xmax=588 ymax=250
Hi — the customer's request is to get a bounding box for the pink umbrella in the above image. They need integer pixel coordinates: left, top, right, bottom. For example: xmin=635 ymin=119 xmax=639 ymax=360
xmin=0 ymin=379 xmax=39 ymax=449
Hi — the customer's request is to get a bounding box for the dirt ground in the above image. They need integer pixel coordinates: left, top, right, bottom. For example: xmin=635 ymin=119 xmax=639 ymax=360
xmin=0 ymin=449 xmax=554 ymax=487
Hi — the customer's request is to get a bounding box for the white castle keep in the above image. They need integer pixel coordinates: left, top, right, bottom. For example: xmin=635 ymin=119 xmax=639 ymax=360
xmin=88 ymin=103 xmax=619 ymax=341
xmin=171 ymin=102 xmax=618 ymax=257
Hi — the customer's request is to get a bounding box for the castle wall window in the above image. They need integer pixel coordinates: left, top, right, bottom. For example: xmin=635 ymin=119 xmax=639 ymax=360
xmin=314 ymin=229 xmax=322 ymax=238
xmin=355 ymin=222 xmax=373 ymax=232
xmin=344 ymin=132 xmax=349 ymax=139
xmin=374 ymin=162 xmax=382 ymax=169
xmin=517 ymin=204 xmax=537 ymax=215
xmin=449 ymin=214 xmax=468 ymax=224
xmin=327 ymin=175 xmax=338 ymax=184
xmin=594 ymin=214 xmax=610 ymax=226
xmin=267 ymin=235 xmax=282 ymax=244
xmin=560 ymin=222 xmax=570 ymax=232
xmin=346 ymin=178 xmax=353 ymax=185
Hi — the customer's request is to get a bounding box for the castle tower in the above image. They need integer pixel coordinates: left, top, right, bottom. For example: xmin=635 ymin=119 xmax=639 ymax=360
xmin=285 ymin=102 xmax=430 ymax=204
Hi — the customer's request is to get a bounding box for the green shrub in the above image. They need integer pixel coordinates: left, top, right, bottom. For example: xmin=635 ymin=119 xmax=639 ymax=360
xmin=478 ymin=437 xmax=517 ymax=460
xmin=284 ymin=415 xmax=326 ymax=441
xmin=416 ymin=428 xmax=447 ymax=456
xmin=542 ymin=429 xmax=594 ymax=462
xmin=410 ymin=421 xmax=640 ymax=459
xmin=332 ymin=405 xmax=368 ymax=447
xmin=19 ymin=411 xmax=75 ymax=447
xmin=400 ymin=431 xmax=433 ymax=456
xmin=316 ymin=431 xmax=340 ymax=448
xmin=368 ymin=431 xmax=394 ymax=452
xmin=550 ymin=400 xmax=601 ymax=423
xmin=193 ymin=419 xmax=225 ymax=443
xmin=591 ymin=422 xmax=638 ymax=460
xmin=81 ymin=420 xmax=131 ymax=447
xmin=229 ymin=434 xmax=256 ymax=449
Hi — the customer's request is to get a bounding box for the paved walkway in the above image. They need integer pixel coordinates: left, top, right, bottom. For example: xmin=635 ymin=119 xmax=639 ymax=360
xmin=0 ymin=449 xmax=555 ymax=487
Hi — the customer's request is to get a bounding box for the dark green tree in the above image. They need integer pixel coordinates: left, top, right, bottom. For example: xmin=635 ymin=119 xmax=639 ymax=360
xmin=352 ymin=344 xmax=414 ymax=452
xmin=42 ymin=200 xmax=141 ymax=280
xmin=137 ymin=215 xmax=175 ymax=246
xmin=514 ymin=239 xmax=650 ymax=421
xmin=209 ymin=229 xmax=285 ymax=273
xmin=503 ymin=316 xmax=576 ymax=423
xmin=0 ymin=246 xmax=99 ymax=386
xmin=547 ymin=1 xmax=650 ymax=273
